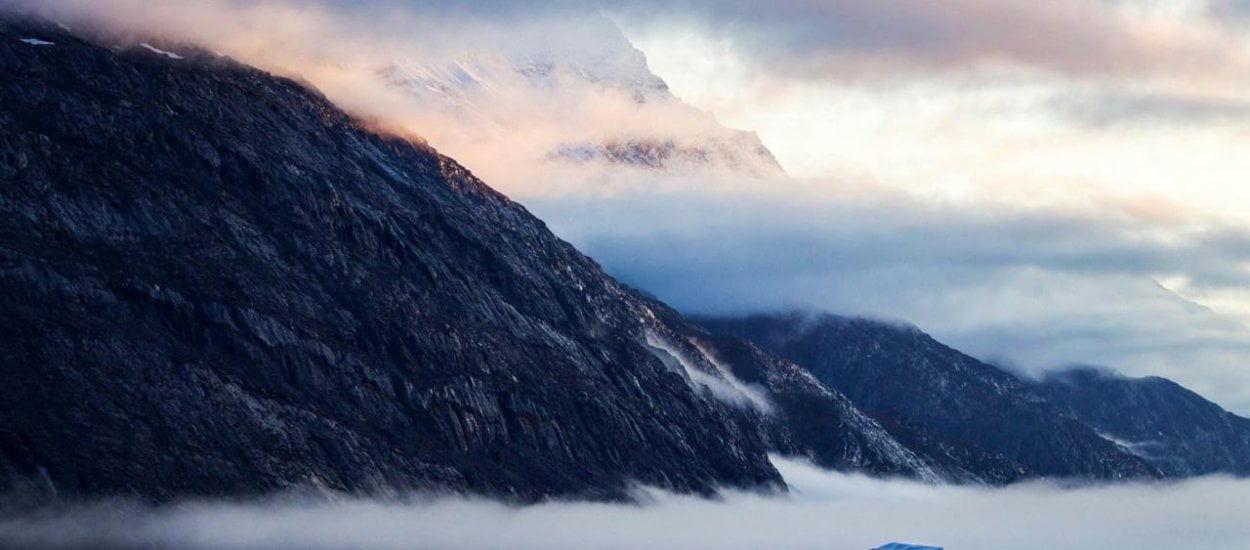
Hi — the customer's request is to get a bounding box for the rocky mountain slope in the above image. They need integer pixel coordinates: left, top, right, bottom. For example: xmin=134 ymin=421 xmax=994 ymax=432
xmin=697 ymin=313 xmax=1162 ymax=482
xmin=0 ymin=19 xmax=927 ymax=502
xmin=1038 ymin=366 xmax=1250 ymax=477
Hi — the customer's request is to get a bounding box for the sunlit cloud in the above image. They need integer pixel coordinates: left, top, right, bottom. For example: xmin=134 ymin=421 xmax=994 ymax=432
xmin=618 ymin=0 xmax=1246 ymax=79
xmin=623 ymin=1 xmax=1250 ymax=220
xmin=7 ymin=0 xmax=782 ymax=197
xmin=613 ymin=2 xmax=1250 ymax=380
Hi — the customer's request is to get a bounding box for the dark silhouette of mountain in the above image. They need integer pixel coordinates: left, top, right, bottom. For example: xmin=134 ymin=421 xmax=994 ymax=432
xmin=696 ymin=312 xmax=1161 ymax=483
xmin=1037 ymin=366 xmax=1250 ymax=477
xmin=0 ymin=19 xmax=931 ymax=502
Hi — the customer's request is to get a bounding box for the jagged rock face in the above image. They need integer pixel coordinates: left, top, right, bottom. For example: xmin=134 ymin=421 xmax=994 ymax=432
xmin=639 ymin=302 xmax=941 ymax=481
xmin=1038 ymin=367 xmax=1250 ymax=477
xmin=697 ymin=313 xmax=1163 ymax=483
xmin=0 ymin=20 xmax=925 ymax=502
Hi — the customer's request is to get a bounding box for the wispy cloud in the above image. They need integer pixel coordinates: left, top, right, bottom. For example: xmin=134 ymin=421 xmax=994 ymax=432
xmin=1051 ymin=90 xmax=1250 ymax=127
xmin=612 ymin=0 xmax=1243 ymax=79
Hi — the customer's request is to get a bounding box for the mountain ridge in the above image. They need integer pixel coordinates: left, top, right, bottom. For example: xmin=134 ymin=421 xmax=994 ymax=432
xmin=1038 ymin=365 xmax=1250 ymax=477
xmin=0 ymin=17 xmax=928 ymax=503
xmin=696 ymin=311 xmax=1164 ymax=482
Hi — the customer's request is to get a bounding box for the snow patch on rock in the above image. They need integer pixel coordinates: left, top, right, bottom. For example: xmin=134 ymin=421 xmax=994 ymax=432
xmin=644 ymin=330 xmax=773 ymax=414
xmin=139 ymin=43 xmax=183 ymax=59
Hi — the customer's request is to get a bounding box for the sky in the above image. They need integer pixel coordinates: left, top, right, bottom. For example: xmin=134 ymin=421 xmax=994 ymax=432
xmin=606 ymin=1 xmax=1250 ymax=410
xmin=5 ymin=456 xmax=1250 ymax=549
xmin=606 ymin=0 xmax=1250 ymax=411
xmin=10 ymin=0 xmax=1250 ymax=412
xmin=5 ymin=2 xmax=1250 ymax=545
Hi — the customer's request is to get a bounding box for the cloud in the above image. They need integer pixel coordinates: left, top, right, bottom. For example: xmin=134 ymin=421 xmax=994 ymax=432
xmin=610 ymin=0 xmax=1243 ymax=80
xmin=1051 ymin=90 xmax=1250 ymax=127
xmin=22 ymin=0 xmax=1246 ymax=99
xmin=3 ymin=456 xmax=1249 ymax=550
xmin=1208 ymin=0 xmax=1250 ymax=20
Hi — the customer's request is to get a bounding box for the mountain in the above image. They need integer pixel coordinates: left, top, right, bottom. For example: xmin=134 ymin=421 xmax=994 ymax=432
xmin=638 ymin=301 xmax=940 ymax=481
xmin=0 ymin=19 xmax=928 ymax=502
xmin=376 ymin=17 xmax=782 ymax=176
xmin=696 ymin=312 xmax=1162 ymax=483
xmin=1037 ymin=366 xmax=1250 ymax=477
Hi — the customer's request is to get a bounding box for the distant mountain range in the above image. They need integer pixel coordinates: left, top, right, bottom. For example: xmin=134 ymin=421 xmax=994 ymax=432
xmin=0 ymin=17 xmax=1246 ymax=506
xmin=698 ymin=312 xmax=1250 ymax=481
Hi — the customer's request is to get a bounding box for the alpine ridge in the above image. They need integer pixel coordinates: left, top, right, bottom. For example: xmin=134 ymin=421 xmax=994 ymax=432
xmin=1038 ymin=366 xmax=1250 ymax=477
xmin=696 ymin=312 xmax=1164 ymax=482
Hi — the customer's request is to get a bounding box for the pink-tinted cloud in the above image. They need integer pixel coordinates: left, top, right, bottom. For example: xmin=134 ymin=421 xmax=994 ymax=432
xmin=606 ymin=0 xmax=1242 ymax=79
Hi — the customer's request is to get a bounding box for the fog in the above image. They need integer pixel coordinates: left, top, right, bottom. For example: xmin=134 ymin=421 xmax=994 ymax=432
xmin=3 ymin=456 xmax=1249 ymax=550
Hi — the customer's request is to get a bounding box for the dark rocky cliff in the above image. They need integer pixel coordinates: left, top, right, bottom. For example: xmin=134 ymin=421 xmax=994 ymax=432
xmin=697 ymin=313 xmax=1162 ymax=483
xmin=1038 ymin=366 xmax=1250 ymax=477
xmin=0 ymin=19 xmax=931 ymax=502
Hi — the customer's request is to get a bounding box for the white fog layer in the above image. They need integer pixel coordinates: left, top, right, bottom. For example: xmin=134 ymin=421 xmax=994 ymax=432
xmin=3 ymin=457 xmax=1249 ymax=550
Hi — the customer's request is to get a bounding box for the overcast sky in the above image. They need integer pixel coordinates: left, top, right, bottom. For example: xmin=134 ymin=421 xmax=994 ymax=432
xmin=14 ymin=0 xmax=1250 ymax=412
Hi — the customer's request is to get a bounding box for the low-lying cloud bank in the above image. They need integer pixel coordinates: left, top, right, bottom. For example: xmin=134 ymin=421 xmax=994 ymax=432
xmin=3 ymin=457 xmax=1249 ymax=550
